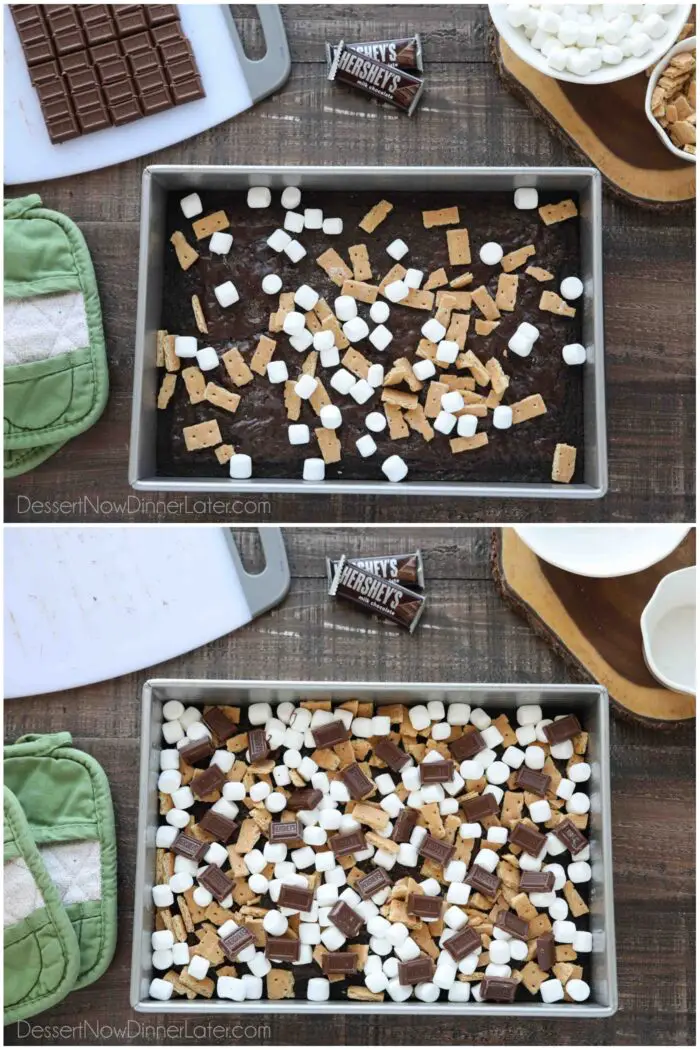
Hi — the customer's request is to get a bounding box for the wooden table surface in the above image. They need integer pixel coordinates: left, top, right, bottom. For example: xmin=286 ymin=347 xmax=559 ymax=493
xmin=3 ymin=5 xmax=695 ymax=524
xmin=3 ymin=527 xmax=695 ymax=1046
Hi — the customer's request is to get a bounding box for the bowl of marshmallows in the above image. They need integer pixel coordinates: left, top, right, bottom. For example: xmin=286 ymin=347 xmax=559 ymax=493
xmin=490 ymin=3 xmax=693 ymax=84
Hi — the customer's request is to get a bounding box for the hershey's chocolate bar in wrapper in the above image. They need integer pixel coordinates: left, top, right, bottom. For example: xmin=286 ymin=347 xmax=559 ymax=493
xmin=326 ymin=34 xmax=423 ymax=74
xmin=329 ymin=555 xmax=426 ymax=633
xmin=328 ymin=41 xmax=424 ymax=116
xmin=326 ymin=550 xmax=424 ymax=590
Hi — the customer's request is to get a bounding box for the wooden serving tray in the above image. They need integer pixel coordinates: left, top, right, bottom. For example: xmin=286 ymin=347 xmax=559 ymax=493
xmin=491 ymin=527 xmax=696 ymax=727
xmin=490 ymin=30 xmax=696 ymax=209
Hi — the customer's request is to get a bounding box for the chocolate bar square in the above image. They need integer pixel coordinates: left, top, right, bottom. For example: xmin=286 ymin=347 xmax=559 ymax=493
xmin=58 ymin=50 xmax=91 ymax=75
xmin=95 ymin=56 xmax=130 ymax=86
xmin=113 ymin=5 xmax=148 ymax=35
xmin=45 ymin=6 xmax=81 ymax=35
xmin=53 ymin=27 xmax=86 ymax=56
xmin=121 ymin=31 xmax=153 ymax=56
xmin=146 ymin=4 xmax=180 ymax=26
xmin=111 ymin=96 xmax=143 ymax=125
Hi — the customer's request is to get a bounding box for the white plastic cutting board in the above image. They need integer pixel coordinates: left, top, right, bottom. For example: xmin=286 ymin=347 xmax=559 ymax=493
xmin=4 ymin=4 xmax=267 ymax=184
xmin=4 ymin=526 xmax=289 ymax=699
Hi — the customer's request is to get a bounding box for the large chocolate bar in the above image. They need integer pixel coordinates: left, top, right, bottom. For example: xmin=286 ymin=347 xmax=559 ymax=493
xmin=327 ymin=549 xmax=424 ymax=589
xmin=329 ymin=556 xmax=426 ymax=633
xmin=327 ymin=34 xmax=423 ymax=75
xmin=328 ymin=41 xmax=424 ymax=116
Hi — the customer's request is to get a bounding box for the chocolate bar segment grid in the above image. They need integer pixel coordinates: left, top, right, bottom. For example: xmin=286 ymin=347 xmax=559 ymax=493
xmin=11 ymin=3 xmax=204 ymax=144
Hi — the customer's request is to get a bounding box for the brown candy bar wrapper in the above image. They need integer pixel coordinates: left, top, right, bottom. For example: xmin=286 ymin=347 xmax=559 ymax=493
xmin=328 ymin=41 xmax=424 ymax=116
xmin=329 ymin=556 xmax=426 ymax=633
xmin=326 ymin=549 xmax=424 ymax=590
xmin=326 ymin=34 xmax=423 ymax=74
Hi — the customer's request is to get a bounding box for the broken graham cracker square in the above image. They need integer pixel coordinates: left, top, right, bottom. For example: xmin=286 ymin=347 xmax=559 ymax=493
xmin=183 ymin=419 xmax=222 ymax=452
xmin=511 ymin=393 xmax=547 ymax=425
xmin=460 ymin=350 xmax=489 ymax=386
xmin=315 ymin=427 xmax=342 ymax=464
xmin=449 ymin=433 xmax=488 ymax=454
xmin=222 ymin=347 xmax=254 ymax=387
xmin=404 ymin=404 xmax=434 ymax=442
xmin=341 ymin=279 xmax=378 ymax=304
xmin=181 ymin=366 xmax=206 ymax=404
xmin=284 ymin=381 xmax=301 ymax=421
xmin=485 ymin=357 xmax=509 ymax=396
xmin=403 ymin=288 xmax=436 ymax=311
xmin=342 ymin=347 xmax=371 ymax=379
xmin=382 ymin=388 xmax=419 ymax=411
xmin=475 ymin=319 xmax=500 ymax=336
xmin=215 ymin=444 xmax=235 ymax=465
xmin=156 ymin=329 xmax=167 ymax=367
xmin=425 ymin=381 xmax=449 ymax=418
xmin=501 ymin=244 xmax=536 ymax=273
xmin=191 ymin=294 xmax=208 ymax=334
xmin=157 ymin=373 xmax=177 ymax=410
xmin=450 ymin=270 xmax=474 ymax=289
xmin=552 ymin=443 xmax=577 ymax=484
xmin=446 ymin=227 xmax=471 ymax=266
xmin=250 ymin=335 xmax=277 ymax=376
xmin=446 ymin=312 xmax=470 ymax=350
xmin=316 ymin=247 xmax=353 ymax=286
xmin=540 ymin=290 xmax=576 ymax=318
xmin=348 ymin=244 xmax=372 ymax=282
xmin=358 ymin=199 xmax=393 ymax=234
xmin=378 ymin=263 xmax=408 ymax=296
xmin=192 ymin=210 xmax=229 ymax=240
xmin=423 ymin=205 xmax=460 ymax=228
xmin=495 ymin=273 xmax=518 ymax=313
xmin=384 ymin=357 xmax=423 ymax=392
xmin=526 ymin=265 xmax=554 ymax=282
xmin=538 ymin=198 xmax=578 ymax=225
xmin=169 ymin=230 xmax=199 ymax=271
xmin=385 ymin=403 xmax=410 ymax=439
xmin=164 ymin=335 xmax=180 ymax=372
xmin=309 ymin=379 xmax=331 ymax=415
xmin=424 ymin=267 xmax=449 ymax=291
xmin=472 ymin=285 xmax=501 ymax=321
xmin=321 ymin=314 xmax=350 ymax=350
xmin=205 ymin=383 xmax=241 ymax=415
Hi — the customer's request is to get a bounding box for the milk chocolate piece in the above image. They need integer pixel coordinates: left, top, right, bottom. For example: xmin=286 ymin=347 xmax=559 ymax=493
xmin=330 ymin=829 xmax=366 ymax=857
xmin=113 ymin=4 xmax=148 ymax=34
xmin=111 ymin=96 xmax=142 ymax=125
xmin=170 ymin=76 xmax=204 ymax=105
xmin=59 ymin=50 xmax=91 ymax=74
xmin=480 ymin=976 xmax=518 ymax=1002
xmin=398 ymin=954 xmax=435 ymax=985
xmin=514 ymin=766 xmax=551 ymax=796
xmin=191 ymin=764 xmax=225 ymax=799
xmin=199 ymin=864 xmax=234 ymax=903
xmin=151 ymin=20 xmax=185 ymax=46
xmin=407 ymin=893 xmax=443 ymax=920
xmin=462 ymin=793 xmax=499 ymax=822
xmin=450 ymin=729 xmax=486 ymax=762
xmin=509 ymin=822 xmax=547 ymax=856
xmin=269 ymin=820 xmax=304 ymax=845
xmin=171 ymin=832 xmax=207 ymax=862
xmin=311 ymin=719 xmax=351 ymax=749
xmin=328 ymin=900 xmax=364 ymax=938
xmin=265 ymin=937 xmax=300 ymax=962
xmin=356 ymin=867 xmax=392 ymax=900
xmin=537 ymin=932 xmax=555 ymax=971
xmin=442 ymin=925 xmax=481 ymax=962
xmin=553 ymin=819 xmax=588 ymax=855
xmin=248 ymin=727 xmax=270 ymax=763
xmin=199 ymin=809 xmax=238 ymax=843
xmin=329 ymin=557 xmax=426 ymax=633
xmin=374 ymin=737 xmax=410 ymax=772
xmin=326 ymin=549 xmax=424 ymax=589
xmin=327 ymin=35 xmax=423 ymax=74
xmin=322 ymin=951 xmax=359 ymax=974
xmin=341 ymin=762 xmax=374 ymax=800
xmin=95 ymin=55 xmax=130 ymax=85
xmin=29 ymin=58 xmax=61 ymax=85
xmin=54 ymin=26 xmax=86 ymax=55
xmin=391 ymin=807 xmax=418 ymax=843
xmin=495 ymin=909 xmax=530 ymax=941
xmin=287 ymin=788 xmax=323 ymax=812
xmin=519 ymin=870 xmax=555 ymax=893
xmin=278 ymin=884 xmax=314 ymax=913
xmin=328 ymin=42 xmax=424 ymax=116
xmin=544 ymin=714 xmax=582 ymax=745
xmin=201 ymin=706 xmax=238 ymax=742
xmin=129 ymin=48 xmax=160 ymax=76
xmin=140 ymin=85 xmax=172 ymax=115
xmin=146 ymin=5 xmax=180 ymax=27
xmin=419 ymin=759 xmax=454 ymax=784
xmin=77 ymin=103 xmax=110 ymax=134
xmin=219 ymin=925 xmax=254 ymax=959
xmin=418 ymin=834 xmax=455 ymax=867
xmin=465 ymin=864 xmax=500 ymax=898
xmin=167 ymin=54 xmax=200 ymax=84
xmin=179 ymin=738 xmax=214 ymax=767
xmin=120 ymin=29 xmax=152 ymax=55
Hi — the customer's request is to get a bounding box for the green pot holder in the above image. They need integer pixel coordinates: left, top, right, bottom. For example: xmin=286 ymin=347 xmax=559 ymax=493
xmin=3 ymin=195 xmax=109 ymax=478
xmin=4 ymin=733 xmax=118 ymax=1024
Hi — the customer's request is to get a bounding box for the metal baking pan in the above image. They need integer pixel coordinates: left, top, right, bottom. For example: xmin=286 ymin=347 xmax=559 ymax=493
xmin=129 ymin=165 xmax=607 ymax=499
xmin=131 ymin=680 xmax=617 ymax=1016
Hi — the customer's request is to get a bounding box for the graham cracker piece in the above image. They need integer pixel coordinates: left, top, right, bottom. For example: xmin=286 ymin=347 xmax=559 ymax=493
xmin=378 ymin=263 xmax=408 ymax=295
xmin=317 ymin=247 xmax=353 ymax=286
xmin=450 ymin=270 xmax=473 ymax=289
xmin=501 ymin=791 xmax=524 ymax=824
xmin=441 ymin=374 xmax=475 ymax=391
xmin=501 ymin=244 xmax=536 ymax=273
xmin=177 ymin=895 xmax=194 ymax=933
xmin=520 ymin=960 xmax=548 ymax=995
xmin=342 ymin=348 xmax=371 ymax=379
xmin=403 ymin=288 xmax=435 ymax=311
xmin=250 ymin=335 xmax=277 ymax=376
xmin=192 ymin=210 xmax=229 ymax=240
xmin=183 ymin=419 xmax=222 ymax=452
xmin=157 ymin=373 xmax=177 ymax=409
xmin=540 ymin=290 xmax=576 ymax=318
xmin=305 ymin=310 xmax=322 ymax=334
xmin=552 ymin=443 xmax=577 ymax=483
xmin=450 ymin=433 xmax=488 ymax=454
xmin=458 ymin=403 xmax=487 ymax=417
xmin=555 ymin=946 xmax=578 ymax=964
xmin=415 ymin=338 xmax=437 ymax=362
xmin=512 ymin=893 xmax=538 ymax=922
xmin=176 ymin=967 xmax=215 ymax=998
xmin=233 ymin=817 xmax=261 ymax=853
xmin=563 ymin=881 xmax=589 ymax=917
xmin=475 ymin=319 xmax=500 ymax=336
xmin=181 ymin=365 xmax=206 ymax=404
xmin=205 ymin=383 xmax=241 ymax=415
xmin=405 ymin=404 xmax=434 ymax=441
xmin=215 ymin=444 xmax=235 ymax=465
xmin=321 ymin=314 xmax=349 ymax=350
xmin=493 ymin=713 xmax=516 ymax=746
xmin=460 ymin=350 xmax=489 ymax=386
xmin=163 ymin=334 xmax=179 ymax=372
xmin=156 ymin=329 xmax=167 ymax=367
xmin=496 ymin=273 xmax=518 ymax=312
xmin=438 ymin=290 xmax=471 ymax=311
xmin=385 ymin=403 xmax=410 ymax=439
xmin=348 ymin=986 xmax=384 ymax=1001
xmin=381 ymin=388 xmax=419 ymax=411
xmin=447 ymin=227 xmax=471 ymax=266
xmin=425 ymin=267 xmax=449 ymax=291
xmin=472 ymin=285 xmax=501 ymax=321
xmin=222 ymin=347 xmax=254 ymax=387
xmin=349 ymin=244 xmax=372 ymax=281
xmin=309 ymin=379 xmax=331 ymax=415
xmin=354 ymin=803 xmax=390 ymax=831
xmin=425 ymin=381 xmax=449 ymax=417
xmin=528 ymin=913 xmax=551 ymax=939
xmin=435 ymin=293 xmax=458 ymax=329
xmin=341 ymin=279 xmax=378 ymax=304
xmin=511 ymin=393 xmax=547 ymax=425
xmin=485 ymin=358 xmax=509 ymax=396
xmin=163 ymin=970 xmax=197 ymax=999
xmin=423 ymin=205 xmax=460 ymax=228
xmin=302 ymin=350 xmax=318 ymax=377
xmin=526 ymin=265 xmax=554 ymax=282
xmin=359 ymin=199 xmax=393 ymax=233
xmin=446 ymin=312 xmax=470 ymax=349
xmin=191 ymin=294 xmax=208 ymax=334
xmin=539 ymin=199 xmax=578 ymax=225
xmin=314 ymin=298 xmax=333 ymax=322
xmin=384 ymin=357 xmax=422 ymax=391
xmin=170 ymin=230 xmax=199 ymax=271
xmin=195 ymin=926 xmax=225 ymax=967
xmin=315 ymin=427 xmax=342 ymax=464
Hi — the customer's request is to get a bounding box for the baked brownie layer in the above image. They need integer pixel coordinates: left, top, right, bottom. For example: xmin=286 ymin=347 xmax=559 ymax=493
xmin=157 ymin=189 xmax=584 ymax=483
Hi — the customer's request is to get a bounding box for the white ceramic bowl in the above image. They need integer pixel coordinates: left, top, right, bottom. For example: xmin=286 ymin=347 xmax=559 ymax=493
xmin=641 ymin=566 xmax=696 ymax=694
xmin=489 ymin=3 xmax=693 ymax=85
xmin=644 ymin=35 xmax=696 ymax=162
xmin=514 ymin=525 xmax=691 ymax=578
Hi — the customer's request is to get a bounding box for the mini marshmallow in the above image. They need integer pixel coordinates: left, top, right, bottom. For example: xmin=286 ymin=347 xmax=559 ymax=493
xmin=171 ymin=941 xmax=190 ymax=967
xmin=517 ymin=704 xmax=542 ymax=726
xmin=288 ymin=423 xmax=311 ymax=447
xmin=159 ymin=746 xmax=181 ymax=769
xmin=552 ymin=920 xmax=576 ymax=944
xmin=174 ymin=336 xmax=197 ymax=359
xmin=247 ymin=186 xmax=271 ymax=209
xmin=395 ymin=936 xmax=421 ymax=961
xmin=343 ymin=317 xmax=370 ymax=344
xmin=573 ymin=930 xmax=593 ymax=954
xmin=312 ymin=329 xmax=335 ymax=353
xmin=304 ymin=208 xmax=323 ymax=229
xmin=434 ymin=411 xmax=457 ymax=436
xmin=568 ymin=860 xmax=592 ymax=883
xmin=155 ymin=825 xmax=178 ymax=848
xmin=474 ymin=848 xmax=499 ymax=874
xmin=284 ymin=210 xmax=305 ymax=233
xmin=186 ymin=722 xmax=210 ymax=741
xmin=448 ymin=703 xmax=471 ymax=726
xmin=422 ymin=317 xmax=447 ymax=343
xmin=265 ymin=359 xmax=287 ymax=386
xmin=171 ymin=786 xmax=194 ymax=810
xmin=294 ymin=374 xmax=318 ymax=400
xmin=223 ymin=780 xmax=246 ymax=801
xmin=408 ymin=705 xmax=431 ymax=731
xmin=540 ymin=978 xmax=565 ymax=1004
xmin=203 ymin=841 xmax=228 ymax=868
xmin=266 ymin=792 xmax=287 ymax=814
xmin=444 ymin=860 xmax=467 ymax=883
xmin=320 ymin=404 xmax=342 ymax=430
xmin=460 ymin=820 xmax=482 ymax=838
xmin=294 ymin=284 xmax=319 ymax=311
xmin=569 ymin=761 xmax=591 ymax=783
xmin=188 ymin=954 xmax=210 ymax=981
xmin=158 ymin=769 xmax=181 ymax=794
xmin=479 ymin=241 xmax=504 ymax=266
xmin=169 ymin=872 xmax=193 ymax=894
xmin=563 ymin=342 xmax=586 ymax=366
xmin=149 ymin=977 xmax=174 ymax=1001
xmin=486 ymin=760 xmax=510 ymax=785
xmin=263 ymin=910 xmax=288 ymax=936
xmin=561 ymin=276 xmax=583 ymax=300
xmin=444 ymin=905 xmax=468 ymax=931
xmin=432 ymin=722 xmax=452 ymax=741
xmin=456 ymin=414 xmax=478 ymax=439
xmin=283 ymin=310 xmax=306 ymax=336
xmin=281 ymin=186 xmax=301 ymax=210
xmin=322 ymin=216 xmax=343 ymax=235
xmin=566 ymin=978 xmax=591 ymax=1002
xmin=196 ymin=346 xmax=219 ymax=371
xmin=386 ymin=238 xmax=409 ymax=260
xmin=320 ymin=345 xmax=340 ymax=369
xmin=262 ymin=273 xmax=282 ymax=295
xmin=303 ymin=458 xmax=325 ymax=482
xmin=507 ymin=330 xmax=533 ymax=358
xmin=404 ymin=267 xmax=424 ymax=289
xmin=369 ymin=324 xmax=393 ymax=352
xmin=210 ymin=750 xmax=235 ymax=774
xmin=214 ymin=281 xmax=239 ymax=308
xmin=384 ymin=279 xmax=409 ymax=303
xmin=267 ymin=228 xmax=292 ymax=253
xmin=356 ymin=434 xmax=377 ymax=458
xmin=525 ymin=745 xmax=546 ymax=770
xmin=322 ymin=926 xmax=347 ymax=952
xmin=350 ymin=378 xmax=374 ymax=404
xmin=446 ymin=882 xmax=471 ymax=906
xmin=548 ymin=898 xmax=568 ymax=922
xmin=193 ymin=885 xmax=213 ymax=908
xmin=487 ymin=826 xmax=508 ymax=845
xmin=152 ymin=949 xmax=173 ymax=971
xmin=551 ymin=739 xmax=574 ymax=761
xmin=368 ymin=363 xmax=385 ymax=387
xmin=529 ymin=799 xmax=552 ymax=823
xmin=180 ymin=192 xmax=202 ymax=218
xmin=413 ymin=358 xmax=436 ymax=381
xmin=493 ymin=405 xmax=513 ymax=430
xmin=437 ymin=341 xmax=460 ymax=366
xmin=514 ymin=187 xmax=538 ymax=210
xmin=515 ymin=724 xmax=537 ymax=747
xmin=489 ymin=939 xmax=511 ymax=965
xmin=284 ymin=239 xmax=306 ymax=263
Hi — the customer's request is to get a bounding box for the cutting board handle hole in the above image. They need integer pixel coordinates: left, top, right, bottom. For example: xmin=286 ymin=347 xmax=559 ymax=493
xmin=233 ymin=529 xmax=266 ymax=576
xmin=228 ymin=5 xmax=268 ymax=60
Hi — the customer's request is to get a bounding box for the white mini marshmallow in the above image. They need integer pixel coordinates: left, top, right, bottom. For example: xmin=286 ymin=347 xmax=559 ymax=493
xmin=434 ymin=411 xmax=457 ymax=436
xmin=294 ymin=374 xmax=318 ymax=400
xmin=214 ymin=281 xmax=239 ymax=308
xmin=552 ymin=919 xmax=576 ymax=944
xmin=350 ymin=378 xmax=374 ymax=404
xmin=322 ymin=217 xmax=343 ymax=235
xmin=479 ymin=242 xmax=504 ymax=266
xmin=569 ymin=761 xmax=591 ymax=783
xmin=551 ymin=739 xmax=574 ymax=760
xmin=436 ymin=340 xmax=459 ymax=365
xmin=304 ymin=208 xmax=323 ymax=229
xmin=422 ymin=317 xmax=447 ymax=343
xmin=284 ymin=239 xmax=306 ymax=263
xmin=517 ymin=704 xmax=542 ymax=726
xmin=158 ymin=769 xmax=181 ymax=794
xmin=284 ymin=210 xmax=305 ymax=233
xmin=267 ymin=228 xmax=291 ymax=253
xmin=573 ymin=930 xmax=593 ymax=953
xmin=474 ymin=849 xmax=499 ymax=873
xmin=267 ymin=360 xmax=289 ymax=384
xmin=343 ymin=317 xmax=370 ymax=344
xmin=295 ymin=284 xmax=319 ymax=311
xmin=487 ymin=826 xmax=508 ymax=845
xmin=441 ymin=389 xmax=464 ymax=414
xmin=563 ymin=342 xmax=586 ymax=366
xmin=525 ymin=745 xmax=546 ymax=770
xmin=493 ymin=405 xmax=513 ymax=430
xmin=152 ymin=949 xmax=173 ymax=971
xmin=319 ymin=404 xmax=342 ymax=430
xmin=404 ymin=267 xmax=424 ymax=289
xmin=384 ymin=279 xmax=409 ymax=303
xmin=261 ymin=273 xmax=282 ymax=296
xmin=356 ymin=434 xmax=377 ymax=458
xmin=320 ymin=345 xmax=340 ymax=369
xmin=568 ymin=860 xmax=592 ymax=883
xmin=444 ymin=905 xmax=468 ymax=931
xmin=247 ymin=186 xmax=271 ymax=209
xmin=369 ymin=324 xmax=393 ymax=352
xmin=209 ymin=230 xmax=233 ymax=255
xmin=508 ymin=331 xmax=533 ymax=358
xmin=454 ymin=413 xmax=477 ymax=439
xmin=387 ymin=238 xmax=409 ymax=260
xmin=413 ymin=358 xmax=436 ymax=381
xmin=263 ymin=910 xmax=288 ymax=936
xmin=367 ymin=364 xmax=384 ymax=388
xmin=174 ymin=336 xmax=197 ymax=359
xmin=180 ymin=192 xmax=202 ymax=218
xmin=188 ymin=954 xmax=209 ymax=981
xmin=313 ymin=328 xmax=335 ymax=353
xmin=169 ymin=872 xmax=193 ymax=894
xmin=149 ymin=977 xmax=174 ymax=1001
xmin=540 ymin=978 xmax=565 ymax=1003
xmin=370 ymin=300 xmax=390 ymax=324
xmin=529 ymin=799 xmax=552 ymax=823
xmin=561 ymin=276 xmax=583 ymax=300
xmin=155 ymin=825 xmax=178 ymax=848
xmin=290 ymin=330 xmax=313 ymax=353
xmin=281 ymin=186 xmax=301 ymax=210
xmin=229 ymin=454 xmax=252 ymax=480
xmin=171 ymin=786 xmax=194 ymax=810
xmin=334 ymin=295 xmax=357 ymax=322
xmin=486 ymin=760 xmax=510 ymax=785
xmin=448 ymin=703 xmax=471 ymax=726
xmin=514 ymin=187 xmax=538 ymax=210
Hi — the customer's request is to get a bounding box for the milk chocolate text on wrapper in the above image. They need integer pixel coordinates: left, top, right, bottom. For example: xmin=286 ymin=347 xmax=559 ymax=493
xmin=329 ymin=555 xmax=426 ymax=632
xmin=328 ymin=41 xmax=424 ymax=116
